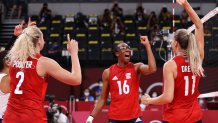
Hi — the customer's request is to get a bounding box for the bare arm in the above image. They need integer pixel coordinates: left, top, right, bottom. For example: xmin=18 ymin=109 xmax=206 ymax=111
xmin=38 ymin=56 xmax=81 ymax=85
xmin=0 ymin=75 xmax=10 ymax=93
xmin=136 ymin=36 xmax=156 ymax=76
xmin=177 ymin=0 xmax=204 ymax=60
xmin=67 ymin=36 xmax=82 ymax=84
xmin=86 ymin=69 xmax=110 ymax=123
xmin=38 ymin=35 xmax=81 ymax=85
xmin=141 ymin=60 xmax=176 ymax=105
xmin=90 ymin=69 xmax=110 ymax=117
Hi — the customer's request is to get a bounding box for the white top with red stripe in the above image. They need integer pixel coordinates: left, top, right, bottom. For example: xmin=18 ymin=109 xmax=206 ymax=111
xmin=0 ymin=73 xmax=10 ymax=119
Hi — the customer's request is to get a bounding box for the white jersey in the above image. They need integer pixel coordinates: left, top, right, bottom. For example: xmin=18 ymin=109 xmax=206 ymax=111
xmin=55 ymin=113 xmax=69 ymax=123
xmin=0 ymin=73 xmax=10 ymax=119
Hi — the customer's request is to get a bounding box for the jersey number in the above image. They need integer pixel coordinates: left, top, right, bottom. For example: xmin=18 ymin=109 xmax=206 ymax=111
xmin=184 ymin=76 xmax=196 ymax=96
xmin=117 ymin=80 xmax=130 ymax=95
xmin=14 ymin=71 xmax=24 ymax=94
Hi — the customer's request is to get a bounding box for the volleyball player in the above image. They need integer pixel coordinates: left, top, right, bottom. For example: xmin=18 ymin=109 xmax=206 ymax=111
xmin=86 ymin=36 xmax=156 ymax=123
xmin=141 ymin=0 xmax=204 ymax=123
xmin=3 ymin=25 xmax=81 ymax=123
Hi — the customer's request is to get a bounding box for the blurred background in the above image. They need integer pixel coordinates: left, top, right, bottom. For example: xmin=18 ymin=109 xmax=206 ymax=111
xmin=0 ymin=0 xmax=218 ymax=123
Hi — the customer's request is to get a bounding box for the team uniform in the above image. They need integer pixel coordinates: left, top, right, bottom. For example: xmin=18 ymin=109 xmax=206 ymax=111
xmin=108 ymin=62 xmax=143 ymax=122
xmin=0 ymin=73 xmax=10 ymax=123
xmin=163 ymin=56 xmax=202 ymax=123
xmin=3 ymin=54 xmax=48 ymax=123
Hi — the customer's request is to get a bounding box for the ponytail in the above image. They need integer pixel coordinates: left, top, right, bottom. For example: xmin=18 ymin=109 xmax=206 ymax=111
xmin=8 ymin=26 xmax=42 ymax=63
xmin=187 ymin=33 xmax=204 ymax=77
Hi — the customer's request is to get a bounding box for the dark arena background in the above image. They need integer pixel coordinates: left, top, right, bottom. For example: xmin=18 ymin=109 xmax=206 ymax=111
xmin=0 ymin=0 xmax=218 ymax=123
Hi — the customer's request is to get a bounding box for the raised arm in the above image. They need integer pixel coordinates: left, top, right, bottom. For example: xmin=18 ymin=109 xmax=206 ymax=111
xmin=38 ymin=34 xmax=81 ymax=85
xmin=177 ymin=0 xmax=204 ymax=60
xmin=86 ymin=69 xmax=110 ymax=123
xmin=6 ymin=18 xmax=36 ymax=50
xmin=135 ymin=36 xmax=156 ymax=76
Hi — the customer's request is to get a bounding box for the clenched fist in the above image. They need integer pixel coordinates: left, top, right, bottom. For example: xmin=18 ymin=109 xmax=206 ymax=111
xmin=140 ymin=36 xmax=150 ymax=46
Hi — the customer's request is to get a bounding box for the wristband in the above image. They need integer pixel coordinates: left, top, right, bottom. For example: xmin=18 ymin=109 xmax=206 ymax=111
xmin=87 ymin=115 xmax=94 ymax=122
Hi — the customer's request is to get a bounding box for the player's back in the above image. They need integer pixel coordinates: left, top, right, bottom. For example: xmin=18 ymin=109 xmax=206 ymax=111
xmin=163 ymin=56 xmax=202 ymax=123
xmin=3 ymin=54 xmax=48 ymax=123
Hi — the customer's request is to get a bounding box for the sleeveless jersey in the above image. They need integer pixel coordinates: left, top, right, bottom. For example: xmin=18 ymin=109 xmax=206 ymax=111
xmin=0 ymin=73 xmax=10 ymax=119
xmin=163 ymin=56 xmax=202 ymax=123
xmin=3 ymin=54 xmax=48 ymax=123
xmin=108 ymin=62 xmax=142 ymax=120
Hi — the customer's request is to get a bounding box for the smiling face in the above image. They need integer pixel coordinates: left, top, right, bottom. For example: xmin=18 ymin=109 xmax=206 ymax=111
xmin=115 ymin=43 xmax=132 ymax=63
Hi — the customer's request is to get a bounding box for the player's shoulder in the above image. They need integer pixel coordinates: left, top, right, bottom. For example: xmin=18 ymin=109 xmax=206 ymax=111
xmin=134 ymin=62 xmax=144 ymax=67
xmin=38 ymin=56 xmax=54 ymax=62
xmin=103 ymin=68 xmax=110 ymax=75
xmin=134 ymin=62 xmax=144 ymax=66
xmin=38 ymin=56 xmax=57 ymax=65
xmin=164 ymin=59 xmax=177 ymax=70
xmin=134 ymin=62 xmax=144 ymax=69
xmin=102 ymin=68 xmax=110 ymax=80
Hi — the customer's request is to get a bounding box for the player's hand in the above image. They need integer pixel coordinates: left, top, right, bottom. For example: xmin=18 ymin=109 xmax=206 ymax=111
xmin=27 ymin=17 xmax=36 ymax=27
xmin=86 ymin=115 xmax=94 ymax=123
xmin=176 ymin=0 xmax=188 ymax=7
xmin=141 ymin=94 xmax=151 ymax=105
xmin=14 ymin=20 xmax=24 ymax=36
xmin=140 ymin=36 xmax=150 ymax=46
xmin=67 ymin=34 xmax=78 ymax=55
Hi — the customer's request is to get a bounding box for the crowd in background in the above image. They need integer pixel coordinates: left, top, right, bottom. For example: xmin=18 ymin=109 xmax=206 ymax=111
xmin=0 ymin=1 xmax=195 ymax=58
xmin=0 ymin=1 xmax=196 ymax=103
xmin=37 ymin=1 xmax=192 ymax=47
xmin=1 ymin=0 xmax=27 ymax=18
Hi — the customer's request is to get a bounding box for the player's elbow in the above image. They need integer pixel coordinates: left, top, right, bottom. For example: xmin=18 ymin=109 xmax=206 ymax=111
xmin=164 ymin=96 xmax=173 ymax=103
xmin=73 ymin=76 xmax=82 ymax=85
xmin=68 ymin=75 xmax=82 ymax=85
xmin=150 ymin=67 xmax=157 ymax=74
xmin=147 ymin=67 xmax=157 ymax=75
xmin=73 ymin=80 xmax=81 ymax=85
xmin=95 ymin=98 xmax=107 ymax=108
xmin=99 ymin=98 xmax=106 ymax=105
xmin=165 ymin=98 xmax=173 ymax=104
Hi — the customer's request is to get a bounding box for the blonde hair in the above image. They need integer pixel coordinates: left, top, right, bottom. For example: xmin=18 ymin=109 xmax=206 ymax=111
xmin=174 ymin=29 xmax=204 ymax=77
xmin=8 ymin=26 xmax=43 ymax=63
